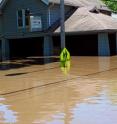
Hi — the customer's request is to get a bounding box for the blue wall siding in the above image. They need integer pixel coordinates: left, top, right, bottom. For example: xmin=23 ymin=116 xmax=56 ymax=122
xmin=2 ymin=0 xmax=48 ymax=37
xmin=48 ymin=5 xmax=72 ymax=26
xmin=0 ymin=0 xmax=73 ymax=38
xmin=0 ymin=16 xmax=2 ymax=34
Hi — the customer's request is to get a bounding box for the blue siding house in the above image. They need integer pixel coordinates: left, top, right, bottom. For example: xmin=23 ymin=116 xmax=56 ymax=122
xmin=0 ymin=0 xmax=117 ymax=61
xmin=0 ymin=0 xmax=75 ymax=61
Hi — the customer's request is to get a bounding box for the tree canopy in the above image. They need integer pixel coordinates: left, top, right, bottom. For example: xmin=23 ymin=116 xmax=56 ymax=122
xmin=102 ymin=0 xmax=117 ymax=12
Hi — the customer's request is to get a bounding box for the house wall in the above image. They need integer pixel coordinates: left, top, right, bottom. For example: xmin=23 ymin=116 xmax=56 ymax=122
xmin=48 ymin=4 xmax=72 ymax=26
xmin=1 ymin=0 xmax=48 ymax=38
xmin=0 ymin=0 xmax=74 ymax=39
xmin=0 ymin=0 xmax=73 ymax=60
xmin=0 ymin=16 xmax=2 ymax=34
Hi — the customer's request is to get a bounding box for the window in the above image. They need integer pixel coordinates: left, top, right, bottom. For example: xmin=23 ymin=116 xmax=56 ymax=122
xmin=17 ymin=9 xmax=30 ymax=28
xmin=17 ymin=10 xmax=23 ymax=27
xmin=25 ymin=9 xmax=30 ymax=26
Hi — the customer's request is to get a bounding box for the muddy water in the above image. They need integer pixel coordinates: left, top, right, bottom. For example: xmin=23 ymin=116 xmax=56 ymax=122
xmin=0 ymin=56 xmax=117 ymax=124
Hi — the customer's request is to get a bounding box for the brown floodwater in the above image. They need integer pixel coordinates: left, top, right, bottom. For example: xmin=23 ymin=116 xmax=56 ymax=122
xmin=0 ymin=56 xmax=117 ymax=124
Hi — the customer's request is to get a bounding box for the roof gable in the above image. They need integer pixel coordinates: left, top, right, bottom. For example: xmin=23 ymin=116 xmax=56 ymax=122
xmin=0 ymin=0 xmax=48 ymax=10
xmin=41 ymin=0 xmax=49 ymax=5
xmin=0 ymin=0 xmax=8 ymax=10
xmin=0 ymin=0 xmax=106 ymax=10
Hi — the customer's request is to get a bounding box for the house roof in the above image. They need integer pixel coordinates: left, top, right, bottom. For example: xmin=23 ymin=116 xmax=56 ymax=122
xmin=49 ymin=0 xmax=105 ymax=7
xmin=0 ymin=0 xmax=105 ymax=10
xmin=55 ymin=7 xmax=117 ymax=33
xmin=0 ymin=0 xmax=8 ymax=10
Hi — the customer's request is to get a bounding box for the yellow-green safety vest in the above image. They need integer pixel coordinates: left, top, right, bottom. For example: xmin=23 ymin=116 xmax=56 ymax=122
xmin=60 ymin=48 xmax=70 ymax=62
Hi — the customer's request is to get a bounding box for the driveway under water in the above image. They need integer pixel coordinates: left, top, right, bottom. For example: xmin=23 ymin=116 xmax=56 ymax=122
xmin=0 ymin=56 xmax=117 ymax=124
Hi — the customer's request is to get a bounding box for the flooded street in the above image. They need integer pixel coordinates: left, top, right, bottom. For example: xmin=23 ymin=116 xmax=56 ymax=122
xmin=0 ymin=56 xmax=117 ymax=124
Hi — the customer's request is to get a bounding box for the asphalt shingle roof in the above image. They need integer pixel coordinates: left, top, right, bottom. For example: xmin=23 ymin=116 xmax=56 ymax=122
xmin=49 ymin=0 xmax=104 ymax=7
xmin=56 ymin=7 xmax=117 ymax=33
xmin=0 ymin=0 xmax=105 ymax=9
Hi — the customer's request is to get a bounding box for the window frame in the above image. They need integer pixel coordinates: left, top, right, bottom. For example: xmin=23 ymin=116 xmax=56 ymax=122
xmin=17 ymin=9 xmax=30 ymax=30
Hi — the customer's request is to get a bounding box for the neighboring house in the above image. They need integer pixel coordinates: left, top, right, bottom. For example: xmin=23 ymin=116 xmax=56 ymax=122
xmin=0 ymin=0 xmax=117 ymax=61
xmin=55 ymin=6 xmax=117 ymax=56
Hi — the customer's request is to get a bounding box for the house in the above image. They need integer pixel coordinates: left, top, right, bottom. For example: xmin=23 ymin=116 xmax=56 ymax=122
xmin=0 ymin=0 xmax=80 ymax=61
xmin=49 ymin=0 xmax=117 ymax=56
xmin=54 ymin=6 xmax=117 ymax=56
xmin=0 ymin=0 xmax=117 ymax=61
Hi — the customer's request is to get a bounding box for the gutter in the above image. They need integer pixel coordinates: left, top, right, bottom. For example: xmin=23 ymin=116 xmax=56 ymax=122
xmin=52 ymin=29 xmax=117 ymax=36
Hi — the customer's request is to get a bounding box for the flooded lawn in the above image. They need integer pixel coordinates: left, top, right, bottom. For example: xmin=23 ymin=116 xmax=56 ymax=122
xmin=0 ymin=56 xmax=117 ymax=124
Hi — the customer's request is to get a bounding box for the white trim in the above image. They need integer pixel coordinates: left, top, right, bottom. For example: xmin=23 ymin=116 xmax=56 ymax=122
xmin=48 ymin=8 xmax=51 ymax=26
xmin=0 ymin=0 xmax=8 ymax=9
xmin=17 ymin=9 xmax=24 ymax=28
xmin=41 ymin=0 xmax=49 ymax=5
xmin=16 ymin=10 xmax=19 ymax=28
xmin=16 ymin=9 xmax=26 ymax=31
xmin=22 ymin=9 xmax=26 ymax=29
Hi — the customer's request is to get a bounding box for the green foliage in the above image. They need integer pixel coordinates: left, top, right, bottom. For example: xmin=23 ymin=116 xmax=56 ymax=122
xmin=102 ymin=0 xmax=117 ymax=12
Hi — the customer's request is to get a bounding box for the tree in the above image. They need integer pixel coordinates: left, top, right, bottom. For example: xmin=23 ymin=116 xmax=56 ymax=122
xmin=102 ymin=0 xmax=117 ymax=12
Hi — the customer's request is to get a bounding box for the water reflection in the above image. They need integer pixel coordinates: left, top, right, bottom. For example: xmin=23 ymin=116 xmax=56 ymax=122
xmin=3 ymin=79 xmax=117 ymax=124
xmin=1 ymin=57 xmax=117 ymax=124
xmin=60 ymin=61 xmax=71 ymax=75
xmin=4 ymin=79 xmax=103 ymax=124
xmin=0 ymin=57 xmax=59 ymax=70
xmin=106 ymin=82 xmax=117 ymax=105
xmin=71 ymin=89 xmax=117 ymax=124
xmin=98 ymin=57 xmax=110 ymax=71
xmin=0 ymin=61 xmax=10 ymax=70
xmin=0 ymin=97 xmax=17 ymax=123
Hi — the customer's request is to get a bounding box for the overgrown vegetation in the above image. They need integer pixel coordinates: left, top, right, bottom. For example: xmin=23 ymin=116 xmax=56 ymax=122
xmin=102 ymin=0 xmax=117 ymax=12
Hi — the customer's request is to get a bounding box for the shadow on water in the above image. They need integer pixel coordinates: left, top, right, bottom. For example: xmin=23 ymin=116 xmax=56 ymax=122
xmin=5 ymin=72 xmax=28 ymax=76
xmin=0 ymin=57 xmax=59 ymax=71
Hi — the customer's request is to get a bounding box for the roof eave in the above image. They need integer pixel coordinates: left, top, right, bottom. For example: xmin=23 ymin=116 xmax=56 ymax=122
xmin=53 ymin=29 xmax=117 ymax=36
xmin=0 ymin=0 xmax=49 ymax=10
xmin=0 ymin=0 xmax=8 ymax=10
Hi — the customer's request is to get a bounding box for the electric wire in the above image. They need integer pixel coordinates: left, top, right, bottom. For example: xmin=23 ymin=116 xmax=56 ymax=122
xmin=1 ymin=66 xmax=117 ymax=96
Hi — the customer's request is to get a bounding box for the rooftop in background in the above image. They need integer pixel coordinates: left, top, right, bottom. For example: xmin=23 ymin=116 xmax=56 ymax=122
xmin=49 ymin=0 xmax=105 ymax=7
xmin=55 ymin=6 xmax=117 ymax=34
xmin=0 ymin=0 xmax=106 ymax=10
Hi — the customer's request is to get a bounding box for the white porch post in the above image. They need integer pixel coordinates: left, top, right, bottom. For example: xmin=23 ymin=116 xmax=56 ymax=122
xmin=98 ymin=33 xmax=110 ymax=56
